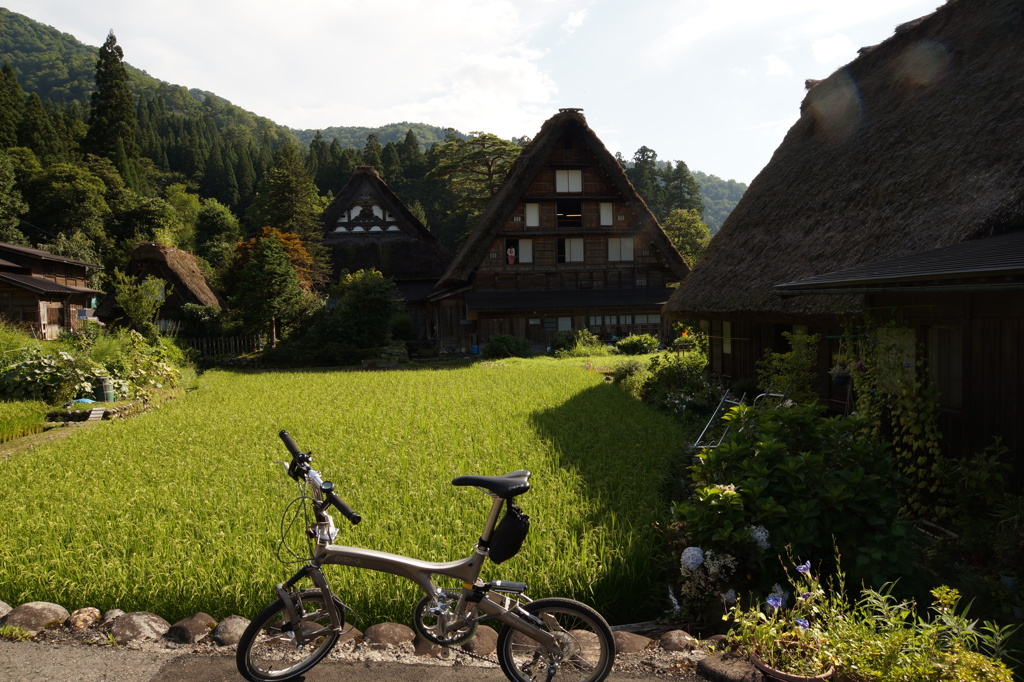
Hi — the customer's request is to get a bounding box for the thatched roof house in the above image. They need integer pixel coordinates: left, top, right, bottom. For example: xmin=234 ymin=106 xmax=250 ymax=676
xmin=321 ymin=166 xmax=452 ymax=302
xmin=96 ymin=242 xmax=222 ymax=326
xmin=432 ymin=109 xmax=688 ymax=351
xmin=664 ymin=0 xmax=1024 ymax=455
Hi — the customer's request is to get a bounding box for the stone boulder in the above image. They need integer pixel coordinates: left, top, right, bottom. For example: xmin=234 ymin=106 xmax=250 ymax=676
xmin=362 ymin=622 xmax=415 ymax=648
xmin=612 ymin=630 xmax=653 ymax=654
xmin=660 ymin=629 xmax=699 ymax=652
xmin=697 ymin=651 xmax=760 ymax=682
xmin=211 ymin=615 xmax=249 ymax=646
xmin=66 ymin=607 xmax=101 ymax=632
xmin=166 ymin=612 xmax=216 ymax=644
xmin=461 ymin=625 xmax=498 ymax=656
xmin=101 ymin=608 xmax=125 ymax=627
xmin=0 ymin=601 xmax=11 ymax=619
xmin=1 ymin=601 xmax=70 ymax=635
xmin=109 ymin=611 xmax=171 ymax=645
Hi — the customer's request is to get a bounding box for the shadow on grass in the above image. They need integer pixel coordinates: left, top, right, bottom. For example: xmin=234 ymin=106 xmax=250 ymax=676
xmin=528 ymin=380 xmax=687 ymax=624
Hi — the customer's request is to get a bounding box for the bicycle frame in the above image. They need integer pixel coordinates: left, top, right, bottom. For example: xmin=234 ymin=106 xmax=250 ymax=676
xmin=277 ymin=490 xmax=558 ymax=651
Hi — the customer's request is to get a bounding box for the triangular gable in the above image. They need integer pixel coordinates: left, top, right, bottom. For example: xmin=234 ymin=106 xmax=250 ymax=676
xmin=437 ymin=109 xmax=689 ymax=288
xmin=321 ymin=166 xmax=438 ymax=243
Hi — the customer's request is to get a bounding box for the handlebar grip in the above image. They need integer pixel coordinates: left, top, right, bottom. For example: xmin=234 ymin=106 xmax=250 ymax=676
xmin=325 ymin=490 xmax=362 ymax=525
xmin=279 ymin=430 xmax=302 ymax=458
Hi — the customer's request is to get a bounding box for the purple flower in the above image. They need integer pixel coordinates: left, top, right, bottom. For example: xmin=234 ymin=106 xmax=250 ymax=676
xmin=796 ymin=561 xmax=811 ymax=574
xmin=767 ymin=596 xmax=783 ymax=610
xmin=796 ymin=618 xmax=809 ymax=629
xmin=800 ymin=592 xmax=812 ymax=601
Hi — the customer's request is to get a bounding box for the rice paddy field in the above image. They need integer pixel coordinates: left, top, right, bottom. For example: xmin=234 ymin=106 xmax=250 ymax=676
xmin=0 ymin=357 xmax=687 ymax=627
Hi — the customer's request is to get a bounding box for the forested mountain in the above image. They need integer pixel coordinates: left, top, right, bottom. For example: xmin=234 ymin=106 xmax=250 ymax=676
xmin=693 ymin=171 xmax=747 ymax=234
xmin=0 ymin=6 xmax=741 ymax=294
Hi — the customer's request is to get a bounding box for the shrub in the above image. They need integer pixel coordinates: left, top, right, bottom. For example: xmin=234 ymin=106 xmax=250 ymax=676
xmin=0 ymin=349 xmax=102 ymax=404
xmin=552 ymin=329 xmax=610 ymax=358
xmin=756 ymin=330 xmax=820 ymax=404
xmin=616 ymin=333 xmax=659 ymax=355
xmin=670 ymin=403 xmax=915 ymax=621
xmin=482 ymin=334 xmax=531 ymax=359
xmin=644 ymin=352 xmax=719 ymax=422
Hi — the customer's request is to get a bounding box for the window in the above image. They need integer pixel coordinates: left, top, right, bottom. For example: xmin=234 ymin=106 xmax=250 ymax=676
xmin=505 ymin=238 xmax=533 ymax=264
xmin=608 ymin=237 xmax=634 ymax=261
xmin=525 ymin=203 xmax=540 ymax=227
xmin=556 ymin=200 xmax=582 ymax=227
xmin=555 ymin=170 xmax=583 ymax=193
xmin=600 ymin=203 xmax=613 ymax=226
xmin=557 ymin=238 xmax=584 ymax=263
xmin=589 ymin=315 xmax=601 ymax=326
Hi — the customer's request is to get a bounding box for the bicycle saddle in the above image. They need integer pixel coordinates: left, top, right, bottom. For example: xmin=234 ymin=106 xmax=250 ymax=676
xmin=451 ymin=470 xmax=530 ymax=498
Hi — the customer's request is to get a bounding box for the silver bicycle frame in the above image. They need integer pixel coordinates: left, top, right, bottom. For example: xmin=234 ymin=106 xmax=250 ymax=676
xmin=284 ymin=488 xmax=557 ymax=650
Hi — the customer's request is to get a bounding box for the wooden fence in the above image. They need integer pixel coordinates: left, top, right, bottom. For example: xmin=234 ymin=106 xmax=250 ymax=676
xmin=179 ymin=336 xmax=265 ymax=357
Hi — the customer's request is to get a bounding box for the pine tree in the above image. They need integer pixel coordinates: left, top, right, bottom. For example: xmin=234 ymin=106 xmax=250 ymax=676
xmin=84 ymin=31 xmax=139 ymax=185
xmin=230 ymin=234 xmax=307 ymax=347
xmin=0 ymin=64 xmax=25 ymax=148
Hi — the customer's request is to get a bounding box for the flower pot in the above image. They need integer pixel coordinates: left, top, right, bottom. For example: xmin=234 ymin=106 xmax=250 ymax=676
xmin=750 ymin=651 xmax=835 ymax=682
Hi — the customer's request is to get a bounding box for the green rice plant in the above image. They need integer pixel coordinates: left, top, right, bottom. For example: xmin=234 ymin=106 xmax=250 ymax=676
xmin=0 ymin=400 xmax=49 ymax=443
xmin=0 ymin=359 xmax=686 ymax=628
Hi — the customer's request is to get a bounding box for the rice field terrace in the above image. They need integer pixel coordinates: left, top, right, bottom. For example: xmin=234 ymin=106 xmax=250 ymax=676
xmin=0 ymin=357 xmax=688 ymax=627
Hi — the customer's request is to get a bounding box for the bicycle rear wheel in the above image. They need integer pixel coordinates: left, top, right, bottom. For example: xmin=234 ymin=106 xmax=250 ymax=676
xmin=496 ymin=597 xmax=615 ymax=682
xmin=236 ymin=588 xmax=344 ymax=682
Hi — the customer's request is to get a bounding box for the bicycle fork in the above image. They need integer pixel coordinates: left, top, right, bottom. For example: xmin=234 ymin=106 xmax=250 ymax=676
xmin=275 ymin=564 xmax=346 ymax=635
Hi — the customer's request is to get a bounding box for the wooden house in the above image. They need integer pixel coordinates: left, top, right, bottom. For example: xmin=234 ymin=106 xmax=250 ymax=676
xmin=96 ymin=242 xmax=222 ymax=331
xmin=320 ymin=166 xmax=453 ymax=339
xmin=431 ymin=109 xmax=689 ymax=351
xmin=0 ymin=242 xmax=103 ymax=339
xmin=663 ymin=0 xmax=1024 ymax=456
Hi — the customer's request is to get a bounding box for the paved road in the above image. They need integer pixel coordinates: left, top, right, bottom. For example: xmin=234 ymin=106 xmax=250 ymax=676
xmin=0 ymin=641 xmax=702 ymax=682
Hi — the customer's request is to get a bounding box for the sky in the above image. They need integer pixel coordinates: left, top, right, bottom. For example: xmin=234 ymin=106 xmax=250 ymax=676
xmin=4 ymin=0 xmax=944 ymax=185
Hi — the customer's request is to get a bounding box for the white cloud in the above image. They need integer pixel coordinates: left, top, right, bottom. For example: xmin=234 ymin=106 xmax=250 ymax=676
xmin=812 ymin=34 xmax=857 ymax=65
xmin=764 ymin=54 xmax=793 ymax=77
xmin=561 ymin=9 xmax=588 ymax=34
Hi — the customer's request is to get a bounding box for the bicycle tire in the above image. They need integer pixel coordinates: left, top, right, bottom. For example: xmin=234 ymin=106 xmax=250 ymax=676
xmin=496 ymin=597 xmax=615 ymax=682
xmin=236 ymin=588 xmax=345 ymax=682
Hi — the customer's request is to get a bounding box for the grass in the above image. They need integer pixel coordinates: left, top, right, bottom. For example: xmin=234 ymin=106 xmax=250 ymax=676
xmin=0 ymin=401 xmax=49 ymax=443
xmin=0 ymin=357 xmax=687 ymax=627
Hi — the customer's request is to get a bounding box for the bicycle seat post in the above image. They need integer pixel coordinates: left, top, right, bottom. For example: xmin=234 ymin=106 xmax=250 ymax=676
xmin=479 ymin=493 xmax=505 ymax=548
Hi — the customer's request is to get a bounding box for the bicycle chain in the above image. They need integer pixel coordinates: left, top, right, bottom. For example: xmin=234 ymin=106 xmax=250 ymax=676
xmin=441 ymin=641 xmax=499 ymax=665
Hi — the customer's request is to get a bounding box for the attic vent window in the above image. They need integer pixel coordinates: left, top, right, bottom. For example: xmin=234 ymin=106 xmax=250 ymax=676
xmin=556 ymin=200 xmax=582 ymax=228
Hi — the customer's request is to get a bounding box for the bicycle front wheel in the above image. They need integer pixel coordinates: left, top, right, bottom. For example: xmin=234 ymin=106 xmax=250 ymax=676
xmin=496 ymin=597 xmax=615 ymax=682
xmin=236 ymin=588 xmax=344 ymax=682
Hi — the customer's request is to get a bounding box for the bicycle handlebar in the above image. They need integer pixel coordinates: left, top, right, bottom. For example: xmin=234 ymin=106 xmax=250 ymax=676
xmin=278 ymin=430 xmax=361 ymax=526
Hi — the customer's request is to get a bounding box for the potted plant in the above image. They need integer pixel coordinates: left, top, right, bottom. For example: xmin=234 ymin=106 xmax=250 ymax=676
xmin=828 ymin=362 xmax=851 ymax=386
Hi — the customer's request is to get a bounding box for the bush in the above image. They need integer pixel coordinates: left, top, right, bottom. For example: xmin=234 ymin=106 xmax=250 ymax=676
xmin=552 ymin=329 xmax=611 ymax=358
xmin=644 ymin=352 xmax=718 ymax=422
xmin=482 ymin=334 xmax=532 ymax=359
xmin=0 ymin=349 xmax=102 ymax=404
xmin=670 ymin=403 xmax=916 ymax=621
xmin=616 ymin=333 xmax=659 ymax=355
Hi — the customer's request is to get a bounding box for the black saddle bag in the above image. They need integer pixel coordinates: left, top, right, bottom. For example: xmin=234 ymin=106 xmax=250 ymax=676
xmin=487 ymin=498 xmax=530 ymax=564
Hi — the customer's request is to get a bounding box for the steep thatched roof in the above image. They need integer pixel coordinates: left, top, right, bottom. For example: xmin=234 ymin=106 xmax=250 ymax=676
xmin=321 ymin=166 xmax=452 ymax=285
xmin=96 ymin=243 xmax=222 ymax=319
xmin=438 ymin=109 xmax=689 ymax=288
xmin=665 ymin=0 xmax=1024 ymax=321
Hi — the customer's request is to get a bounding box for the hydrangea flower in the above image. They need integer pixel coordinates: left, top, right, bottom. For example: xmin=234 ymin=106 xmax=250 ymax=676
xmin=680 ymin=546 xmax=705 ymax=572
xmin=747 ymin=525 xmax=771 ymax=550
xmin=720 ymin=588 xmax=737 ymax=605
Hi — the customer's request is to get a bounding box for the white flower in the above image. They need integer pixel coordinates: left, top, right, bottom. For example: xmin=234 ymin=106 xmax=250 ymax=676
xmin=747 ymin=525 xmax=771 ymax=550
xmin=680 ymin=546 xmax=705 ymax=572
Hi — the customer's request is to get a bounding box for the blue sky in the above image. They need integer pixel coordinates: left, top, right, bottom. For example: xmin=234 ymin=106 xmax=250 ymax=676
xmin=4 ymin=0 xmax=943 ymax=184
